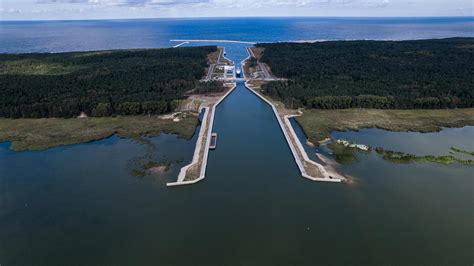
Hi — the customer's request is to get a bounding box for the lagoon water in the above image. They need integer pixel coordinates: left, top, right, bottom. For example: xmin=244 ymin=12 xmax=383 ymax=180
xmin=1 ymin=17 xmax=474 ymax=265
xmin=331 ymin=126 xmax=474 ymax=157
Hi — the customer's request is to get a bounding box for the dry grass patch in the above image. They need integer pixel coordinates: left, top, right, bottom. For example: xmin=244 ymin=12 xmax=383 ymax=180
xmin=296 ymin=108 xmax=474 ymax=144
xmin=250 ymin=47 xmax=265 ymax=60
xmin=0 ymin=114 xmax=198 ymax=151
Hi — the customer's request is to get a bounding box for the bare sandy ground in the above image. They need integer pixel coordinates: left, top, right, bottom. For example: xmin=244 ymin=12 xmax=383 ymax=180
xmin=316 ymin=153 xmax=356 ymax=184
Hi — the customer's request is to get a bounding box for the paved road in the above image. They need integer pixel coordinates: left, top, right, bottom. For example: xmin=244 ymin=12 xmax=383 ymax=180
xmin=247 ymin=46 xmax=256 ymax=58
xmin=204 ymin=47 xmax=226 ymax=81
xmin=217 ymin=47 xmax=223 ymax=64
xmin=259 ymin=62 xmax=272 ymax=80
xmin=205 ymin=64 xmax=216 ymax=81
xmin=247 ymin=46 xmax=274 ymax=81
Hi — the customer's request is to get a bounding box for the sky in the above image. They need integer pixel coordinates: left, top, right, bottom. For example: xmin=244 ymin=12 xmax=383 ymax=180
xmin=0 ymin=0 xmax=472 ymax=20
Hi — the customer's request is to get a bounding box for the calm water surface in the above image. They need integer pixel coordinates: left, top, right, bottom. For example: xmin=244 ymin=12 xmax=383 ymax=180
xmin=1 ymin=80 xmax=472 ymax=265
xmin=332 ymin=126 xmax=474 ymax=156
xmin=1 ymin=19 xmax=473 ymax=265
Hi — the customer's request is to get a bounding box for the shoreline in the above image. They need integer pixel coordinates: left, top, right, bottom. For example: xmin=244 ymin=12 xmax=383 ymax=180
xmin=167 ymin=83 xmax=237 ymax=187
xmin=245 ymin=82 xmax=345 ymax=183
xmin=171 ymin=39 xmax=256 ymax=45
xmin=295 ymin=108 xmax=474 ymax=145
xmin=244 ymin=47 xmax=346 ymax=183
xmin=0 ymin=115 xmax=199 ymax=152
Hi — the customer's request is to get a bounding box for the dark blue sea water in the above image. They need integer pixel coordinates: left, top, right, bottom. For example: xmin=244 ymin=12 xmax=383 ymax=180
xmin=1 ymin=17 xmax=473 ymax=53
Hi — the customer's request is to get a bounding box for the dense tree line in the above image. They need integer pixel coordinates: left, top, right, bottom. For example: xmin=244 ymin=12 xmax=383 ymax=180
xmin=194 ymin=81 xmax=226 ymax=94
xmin=0 ymin=46 xmax=218 ymax=118
xmin=257 ymin=38 xmax=474 ymax=109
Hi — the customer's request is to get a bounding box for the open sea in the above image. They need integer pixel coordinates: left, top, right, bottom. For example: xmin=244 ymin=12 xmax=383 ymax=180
xmin=1 ymin=17 xmax=473 ymax=53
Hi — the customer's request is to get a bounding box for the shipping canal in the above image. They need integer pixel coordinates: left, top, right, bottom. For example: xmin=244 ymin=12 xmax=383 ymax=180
xmin=0 ymin=44 xmax=473 ymax=265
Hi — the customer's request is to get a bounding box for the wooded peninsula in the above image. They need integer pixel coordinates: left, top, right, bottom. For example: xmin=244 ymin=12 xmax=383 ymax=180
xmin=0 ymin=46 xmax=217 ymax=118
xmin=257 ymin=38 xmax=473 ymax=109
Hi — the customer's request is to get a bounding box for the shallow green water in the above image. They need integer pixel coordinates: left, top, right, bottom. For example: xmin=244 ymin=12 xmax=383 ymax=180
xmin=1 ymin=47 xmax=473 ymax=266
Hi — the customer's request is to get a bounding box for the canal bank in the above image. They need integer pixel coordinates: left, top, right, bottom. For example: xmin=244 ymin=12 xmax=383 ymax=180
xmin=167 ymin=83 xmax=237 ymax=186
xmin=170 ymin=42 xmax=346 ymax=186
xmin=245 ymin=82 xmax=345 ymax=182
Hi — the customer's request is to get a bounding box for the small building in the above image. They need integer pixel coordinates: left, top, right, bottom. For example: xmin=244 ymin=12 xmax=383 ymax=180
xmin=224 ymin=66 xmax=235 ymax=79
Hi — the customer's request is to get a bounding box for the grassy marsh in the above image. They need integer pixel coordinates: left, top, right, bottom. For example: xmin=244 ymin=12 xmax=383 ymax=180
xmin=296 ymin=108 xmax=474 ymax=144
xmin=0 ymin=114 xmax=198 ymax=151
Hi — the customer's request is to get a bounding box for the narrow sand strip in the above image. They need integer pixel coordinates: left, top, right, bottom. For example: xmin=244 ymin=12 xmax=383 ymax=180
xmin=167 ymin=84 xmax=237 ymax=187
xmin=171 ymin=39 xmax=256 ymax=45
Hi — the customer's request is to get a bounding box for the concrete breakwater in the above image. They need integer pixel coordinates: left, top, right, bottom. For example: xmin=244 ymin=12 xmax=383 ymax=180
xmin=169 ymin=43 xmax=344 ymax=186
xmin=173 ymin=41 xmax=190 ymax=48
xmin=168 ymin=82 xmax=345 ymax=186
xmin=167 ymin=84 xmax=237 ymax=187
xmin=245 ymin=83 xmax=344 ymax=183
xmin=171 ymin=39 xmax=256 ymax=45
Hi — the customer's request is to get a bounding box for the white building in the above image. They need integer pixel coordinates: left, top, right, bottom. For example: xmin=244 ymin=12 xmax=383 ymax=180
xmin=224 ymin=66 xmax=235 ymax=79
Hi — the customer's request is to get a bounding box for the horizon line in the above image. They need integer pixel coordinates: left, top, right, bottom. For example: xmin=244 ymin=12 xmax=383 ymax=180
xmin=1 ymin=15 xmax=473 ymax=22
